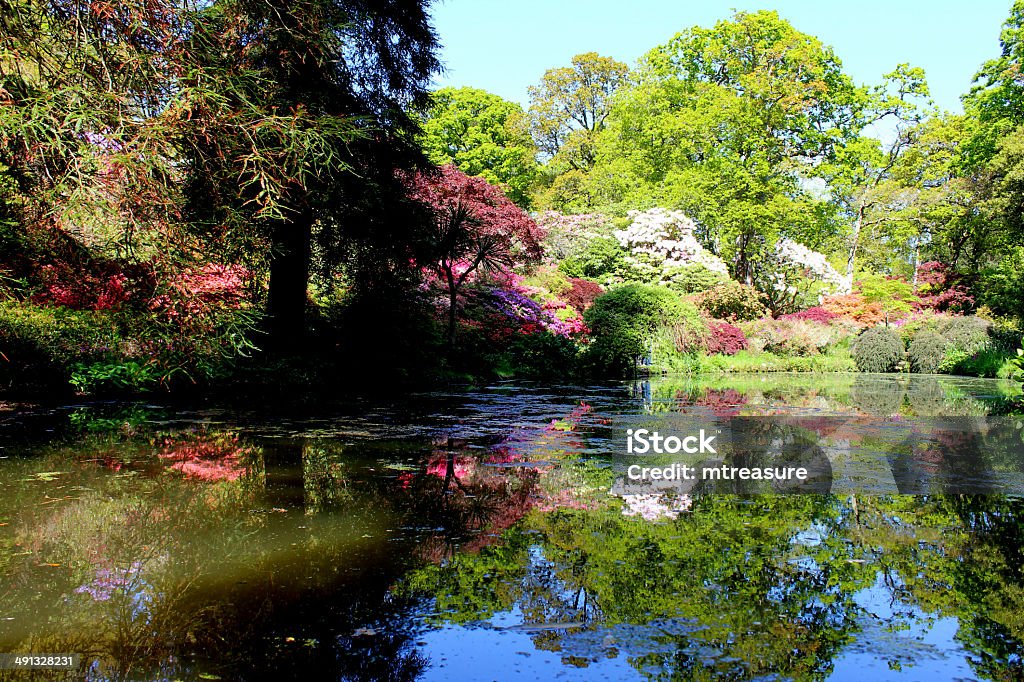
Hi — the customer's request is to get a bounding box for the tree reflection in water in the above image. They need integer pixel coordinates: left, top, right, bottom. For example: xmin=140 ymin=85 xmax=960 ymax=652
xmin=0 ymin=376 xmax=1022 ymax=680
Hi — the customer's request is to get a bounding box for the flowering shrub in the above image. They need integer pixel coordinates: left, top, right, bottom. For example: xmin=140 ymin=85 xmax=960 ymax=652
xmin=774 ymin=239 xmax=845 ymax=290
xmin=486 ymin=283 xmax=588 ymax=339
xmin=536 ymin=211 xmax=614 ymax=261
xmin=915 ymin=261 xmax=973 ymax=313
xmin=695 ymin=281 xmax=767 ymax=322
xmin=33 ymin=264 xmax=143 ymax=311
xmin=614 ymin=208 xmax=729 ymax=277
xmin=781 ymin=306 xmax=837 ymax=324
xmin=704 ymin=319 xmax=747 ymax=355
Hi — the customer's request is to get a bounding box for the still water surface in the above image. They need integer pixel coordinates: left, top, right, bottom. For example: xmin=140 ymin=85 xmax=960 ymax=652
xmin=1 ymin=373 xmax=1023 ymax=681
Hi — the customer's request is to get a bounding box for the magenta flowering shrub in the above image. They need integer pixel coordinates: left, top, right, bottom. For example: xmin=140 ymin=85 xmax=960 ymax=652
xmin=780 ymin=306 xmax=837 ymax=324
xmin=32 ymin=264 xmax=143 ymax=311
xmin=704 ymin=319 xmax=747 ymax=355
xmin=486 ymin=283 xmax=588 ymax=339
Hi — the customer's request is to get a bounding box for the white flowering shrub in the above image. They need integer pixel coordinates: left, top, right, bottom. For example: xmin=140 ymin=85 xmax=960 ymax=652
xmin=775 ymin=239 xmax=845 ymax=290
xmin=614 ymin=208 xmax=729 ymax=283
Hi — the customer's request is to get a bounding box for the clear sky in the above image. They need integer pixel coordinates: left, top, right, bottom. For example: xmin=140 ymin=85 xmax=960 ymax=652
xmin=429 ymin=0 xmax=1013 ymax=114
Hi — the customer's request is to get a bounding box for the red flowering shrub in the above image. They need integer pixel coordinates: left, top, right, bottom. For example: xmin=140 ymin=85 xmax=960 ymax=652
xmin=781 ymin=306 xmax=837 ymax=324
xmin=565 ymin=278 xmax=604 ymax=313
xmin=704 ymin=319 xmax=747 ymax=355
xmin=914 ymin=261 xmax=973 ymax=313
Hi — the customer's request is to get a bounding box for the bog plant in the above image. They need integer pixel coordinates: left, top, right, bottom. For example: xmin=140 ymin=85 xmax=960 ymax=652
xmin=853 ymin=326 xmax=905 ymax=373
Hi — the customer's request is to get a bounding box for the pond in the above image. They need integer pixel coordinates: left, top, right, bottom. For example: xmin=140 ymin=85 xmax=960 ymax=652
xmin=1 ymin=373 xmax=1023 ymax=681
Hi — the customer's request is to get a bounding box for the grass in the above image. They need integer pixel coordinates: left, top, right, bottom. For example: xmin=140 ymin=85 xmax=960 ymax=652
xmin=698 ymin=348 xmax=857 ymax=373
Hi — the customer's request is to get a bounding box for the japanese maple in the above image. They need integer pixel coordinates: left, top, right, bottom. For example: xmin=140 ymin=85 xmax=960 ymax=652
xmin=406 ymin=165 xmax=545 ymax=347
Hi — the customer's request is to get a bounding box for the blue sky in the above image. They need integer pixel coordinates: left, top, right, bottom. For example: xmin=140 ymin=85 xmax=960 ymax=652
xmin=430 ymin=0 xmax=1013 ymax=115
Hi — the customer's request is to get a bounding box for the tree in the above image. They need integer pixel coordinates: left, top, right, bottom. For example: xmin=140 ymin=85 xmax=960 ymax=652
xmin=177 ymin=0 xmax=442 ymax=351
xmin=589 ymin=11 xmax=862 ymax=285
xmin=528 ymin=52 xmax=630 ymax=169
xmin=420 ymin=87 xmax=538 ymax=207
xmin=406 ymin=165 xmax=543 ymax=348
xmin=825 ymin=64 xmax=934 ymax=286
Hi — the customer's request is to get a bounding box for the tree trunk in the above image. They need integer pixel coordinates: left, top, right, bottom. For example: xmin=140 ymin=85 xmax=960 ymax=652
xmin=447 ymin=279 xmax=458 ymax=351
xmin=844 ymin=203 xmax=865 ymax=294
xmin=266 ymin=212 xmax=313 ymax=352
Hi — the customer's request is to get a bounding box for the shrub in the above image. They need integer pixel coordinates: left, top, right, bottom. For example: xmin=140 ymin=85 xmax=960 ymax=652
xmin=704 ymin=319 xmax=747 ymax=355
xmin=937 ymin=316 xmax=990 ymax=354
xmin=914 ymin=261 xmax=973 ymax=313
xmin=695 ymin=281 xmax=767 ymax=322
xmin=821 ymin=293 xmax=885 ymax=327
xmin=0 ymin=301 xmax=122 ymax=392
xmin=565 ymin=278 xmax=604 ymax=313
xmin=583 ymin=284 xmax=703 ymax=375
xmin=663 ymin=265 xmax=728 ymax=294
xmin=856 ymin=274 xmax=918 ymax=319
xmin=740 ymin=318 xmax=842 ymax=357
xmin=780 ymin=307 xmax=837 ymax=324
xmin=907 ymin=331 xmax=947 ymax=374
xmin=558 ymin=235 xmax=625 ymax=280
xmin=853 ymin=326 xmax=904 ymax=373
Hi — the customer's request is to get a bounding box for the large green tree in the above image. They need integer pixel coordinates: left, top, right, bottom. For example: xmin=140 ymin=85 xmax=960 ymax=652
xmin=420 ymin=87 xmax=537 ymax=207
xmin=589 ymin=10 xmax=862 ymax=284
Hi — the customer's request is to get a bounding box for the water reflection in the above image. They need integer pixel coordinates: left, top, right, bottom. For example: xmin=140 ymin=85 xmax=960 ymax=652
xmin=0 ymin=374 xmax=1021 ymax=680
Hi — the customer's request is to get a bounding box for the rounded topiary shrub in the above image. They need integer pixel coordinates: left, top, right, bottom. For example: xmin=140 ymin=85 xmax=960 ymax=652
xmin=937 ymin=316 xmax=990 ymax=353
xmin=853 ymin=326 xmax=904 ymax=373
xmin=907 ymin=330 xmax=947 ymax=374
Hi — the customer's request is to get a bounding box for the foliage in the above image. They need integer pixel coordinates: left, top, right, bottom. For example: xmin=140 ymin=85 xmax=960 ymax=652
xmin=741 ymin=318 xmax=845 ymax=357
xmin=582 ymin=284 xmax=701 ymax=376
xmin=704 ymin=319 xmax=747 ymax=356
xmin=694 ymin=280 xmax=767 ymax=322
xmin=564 ymin=278 xmax=604 ymax=313
xmin=613 ymin=208 xmax=729 ymax=283
xmin=0 ymin=302 xmax=121 ymax=391
xmin=662 ymin=264 xmax=728 ymax=295
xmin=856 ymin=274 xmax=918 ymax=318
xmin=420 ymin=87 xmax=538 ymax=207
xmin=557 ymin=235 xmax=626 ymax=282
xmin=979 ymin=246 xmax=1024 ymax=322
xmin=781 ymin=307 xmax=838 ymax=324
xmin=907 ymin=331 xmax=948 ymax=374
xmin=853 ymin=326 xmax=905 ymax=373
xmin=528 ymin=52 xmax=630 ymax=171
xmin=821 ymin=293 xmax=885 ymax=327
xmin=700 ymin=348 xmax=856 ymax=373
xmin=535 ymin=211 xmax=614 ymax=262
xmin=588 ymin=10 xmax=861 ymax=283
xmin=940 ymin=344 xmax=1015 ymax=378
xmin=407 ymin=165 xmax=544 ymax=347
xmin=937 ymin=316 xmax=992 ymax=354
xmin=914 ymin=261 xmax=974 ymax=313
